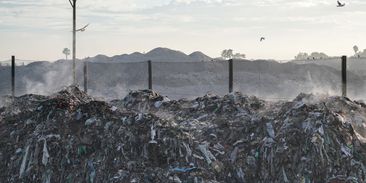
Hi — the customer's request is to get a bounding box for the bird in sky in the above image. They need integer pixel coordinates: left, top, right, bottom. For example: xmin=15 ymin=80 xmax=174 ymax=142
xmin=337 ymin=1 xmax=345 ymax=7
xmin=260 ymin=37 xmax=265 ymax=42
xmin=76 ymin=24 xmax=89 ymax=32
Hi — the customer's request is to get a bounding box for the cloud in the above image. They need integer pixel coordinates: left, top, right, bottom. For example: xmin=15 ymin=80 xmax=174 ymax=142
xmin=1 ymin=0 xmax=364 ymax=31
xmin=1 ymin=0 xmax=366 ymax=60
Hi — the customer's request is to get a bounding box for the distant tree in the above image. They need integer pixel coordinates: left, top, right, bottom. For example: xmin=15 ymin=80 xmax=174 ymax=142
xmin=295 ymin=52 xmax=329 ymax=60
xmin=221 ymin=49 xmax=234 ymax=60
xmin=319 ymin=52 xmax=328 ymax=59
xmin=233 ymin=53 xmax=246 ymax=59
xmin=226 ymin=49 xmax=233 ymax=59
xmin=353 ymin=45 xmax=359 ymax=56
xmin=310 ymin=52 xmax=329 ymax=60
xmin=221 ymin=50 xmax=228 ymax=59
xmin=294 ymin=52 xmax=309 ymax=60
xmin=63 ymin=48 xmax=71 ymax=60
xmin=221 ymin=49 xmax=246 ymax=60
xmin=359 ymin=49 xmax=366 ymax=57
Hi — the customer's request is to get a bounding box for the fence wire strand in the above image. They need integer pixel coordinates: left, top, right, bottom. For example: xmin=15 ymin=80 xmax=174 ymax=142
xmin=1 ymin=57 xmax=364 ymax=100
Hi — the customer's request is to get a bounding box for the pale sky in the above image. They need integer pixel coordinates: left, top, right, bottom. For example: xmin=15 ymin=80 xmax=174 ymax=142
xmin=1 ymin=0 xmax=366 ymax=61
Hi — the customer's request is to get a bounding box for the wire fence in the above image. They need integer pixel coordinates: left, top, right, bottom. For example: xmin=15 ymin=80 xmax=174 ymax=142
xmin=1 ymin=56 xmax=366 ymax=101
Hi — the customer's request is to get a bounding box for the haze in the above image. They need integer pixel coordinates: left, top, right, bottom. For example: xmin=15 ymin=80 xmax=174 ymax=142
xmin=1 ymin=0 xmax=366 ymax=61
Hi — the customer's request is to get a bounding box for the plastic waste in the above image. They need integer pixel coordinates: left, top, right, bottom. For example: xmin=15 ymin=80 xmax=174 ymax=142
xmin=42 ymin=140 xmax=50 ymax=166
xmin=171 ymin=167 xmax=197 ymax=173
xmin=266 ymin=122 xmax=275 ymax=138
xmin=1 ymin=87 xmax=365 ymax=183
xmin=198 ymin=143 xmax=216 ymax=165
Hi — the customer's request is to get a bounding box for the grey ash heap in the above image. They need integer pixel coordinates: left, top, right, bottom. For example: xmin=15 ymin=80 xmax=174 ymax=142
xmin=0 ymin=86 xmax=366 ymax=182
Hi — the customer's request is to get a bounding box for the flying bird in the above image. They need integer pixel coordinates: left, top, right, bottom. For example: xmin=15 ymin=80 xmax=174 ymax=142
xmin=76 ymin=24 xmax=89 ymax=32
xmin=260 ymin=37 xmax=265 ymax=42
xmin=337 ymin=1 xmax=345 ymax=7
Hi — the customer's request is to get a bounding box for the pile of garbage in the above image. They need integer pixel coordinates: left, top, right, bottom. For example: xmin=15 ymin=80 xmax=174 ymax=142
xmin=1 ymin=86 xmax=366 ymax=183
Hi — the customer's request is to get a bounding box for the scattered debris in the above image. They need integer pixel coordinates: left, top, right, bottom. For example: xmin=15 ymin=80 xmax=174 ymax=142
xmin=1 ymin=86 xmax=366 ymax=182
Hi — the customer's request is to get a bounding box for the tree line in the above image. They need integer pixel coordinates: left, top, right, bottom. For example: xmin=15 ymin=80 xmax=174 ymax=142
xmin=294 ymin=45 xmax=366 ymax=60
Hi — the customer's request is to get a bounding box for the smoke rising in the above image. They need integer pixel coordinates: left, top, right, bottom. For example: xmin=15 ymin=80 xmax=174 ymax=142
xmin=1 ymin=58 xmax=366 ymax=101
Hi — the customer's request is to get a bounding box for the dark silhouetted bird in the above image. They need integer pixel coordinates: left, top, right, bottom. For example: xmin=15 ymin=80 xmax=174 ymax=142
xmin=337 ymin=1 xmax=345 ymax=7
xmin=260 ymin=37 xmax=265 ymax=42
xmin=76 ymin=24 xmax=89 ymax=32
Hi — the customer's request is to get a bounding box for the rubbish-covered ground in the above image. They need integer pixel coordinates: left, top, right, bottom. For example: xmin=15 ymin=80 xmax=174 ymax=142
xmin=1 ymin=86 xmax=366 ymax=183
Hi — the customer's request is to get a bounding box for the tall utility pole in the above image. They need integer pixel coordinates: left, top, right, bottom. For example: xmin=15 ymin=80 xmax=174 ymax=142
xmin=69 ymin=0 xmax=77 ymax=85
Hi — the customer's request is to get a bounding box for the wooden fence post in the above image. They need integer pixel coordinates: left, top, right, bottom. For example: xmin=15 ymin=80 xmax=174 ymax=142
xmin=229 ymin=59 xmax=233 ymax=93
xmin=342 ymin=56 xmax=347 ymax=97
xmin=11 ymin=56 xmax=15 ymax=98
xmin=148 ymin=60 xmax=152 ymax=90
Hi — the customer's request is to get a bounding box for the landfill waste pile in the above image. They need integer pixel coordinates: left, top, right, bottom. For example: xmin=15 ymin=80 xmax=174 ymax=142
xmin=1 ymin=86 xmax=366 ymax=183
